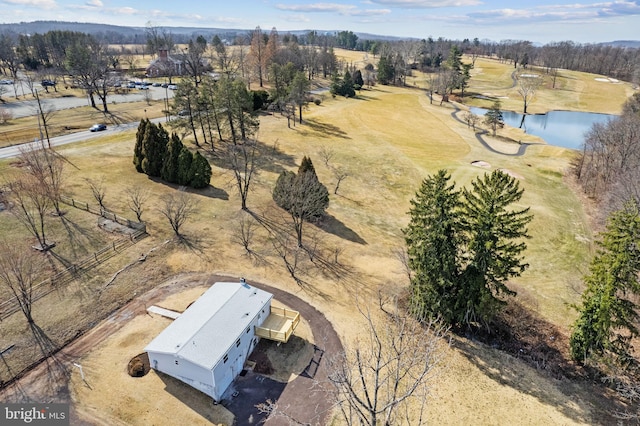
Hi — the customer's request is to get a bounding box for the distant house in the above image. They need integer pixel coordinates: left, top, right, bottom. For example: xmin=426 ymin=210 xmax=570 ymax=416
xmin=146 ymin=48 xmax=183 ymax=77
xmin=145 ymin=279 xmax=299 ymax=402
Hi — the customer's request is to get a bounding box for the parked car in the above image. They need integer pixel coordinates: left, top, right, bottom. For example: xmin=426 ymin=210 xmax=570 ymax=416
xmin=161 ymin=83 xmax=169 ymax=88
xmin=0 ymin=79 xmax=13 ymax=85
xmin=177 ymin=109 xmax=190 ymax=117
xmin=90 ymin=124 xmax=107 ymax=132
xmin=41 ymin=79 xmax=56 ymax=87
xmin=168 ymin=84 xmax=178 ymax=90
xmin=127 ymin=82 xmax=136 ymax=89
xmin=152 ymin=82 xmax=161 ymax=87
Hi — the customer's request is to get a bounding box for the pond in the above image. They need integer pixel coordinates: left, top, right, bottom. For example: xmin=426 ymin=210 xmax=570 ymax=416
xmin=469 ymin=107 xmax=617 ymax=150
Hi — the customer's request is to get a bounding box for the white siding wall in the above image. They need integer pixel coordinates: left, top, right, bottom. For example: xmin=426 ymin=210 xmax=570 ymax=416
xmin=147 ymin=352 xmax=215 ymax=399
xmin=148 ymin=298 xmax=271 ymax=401
xmin=211 ymin=300 xmax=271 ymax=400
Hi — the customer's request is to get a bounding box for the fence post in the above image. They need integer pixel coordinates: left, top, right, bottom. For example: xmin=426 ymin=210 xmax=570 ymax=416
xmin=113 ymin=241 xmax=116 ymax=251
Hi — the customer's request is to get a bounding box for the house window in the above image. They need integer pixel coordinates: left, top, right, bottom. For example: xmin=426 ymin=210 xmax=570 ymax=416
xmin=236 ymin=338 xmax=241 ymax=347
xmin=223 ymin=354 xmax=228 ymax=364
xmin=246 ymin=326 xmax=250 ymax=334
xmin=175 ymin=360 xmax=179 ymax=365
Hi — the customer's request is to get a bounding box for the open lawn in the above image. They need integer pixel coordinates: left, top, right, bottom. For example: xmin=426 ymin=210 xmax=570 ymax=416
xmin=0 ymin=53 xmax=636 ymax=425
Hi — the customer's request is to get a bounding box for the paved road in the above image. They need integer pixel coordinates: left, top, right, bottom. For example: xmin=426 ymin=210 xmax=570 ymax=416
xmin=1 ymin=84 xmax=173 ymax=119
xmin=0 ymin=116 xmax=169 ymax=159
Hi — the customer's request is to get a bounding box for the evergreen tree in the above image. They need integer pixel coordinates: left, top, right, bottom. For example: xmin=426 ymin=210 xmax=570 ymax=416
xmin=189 ymin=151 xmax=212 ymax=189
xmin=141 ymin=122 xmax=169 ymax=177
xmin=460 ymin=170 xmax=533 ymax=325
xmin=353 ymin=69 xmax=364 ymax=90
xmin=177 ymin=146 xmax=193 ymax=186
xmin=484 ymin=100 xmax=504 ymax=136
xmin=273 ymin=157 xmax=329 ymax=246
xmin=570 ymin=199 xmax=640 ymax=366
xmin=404 ymin=170 xmax=462 ymax=323
xmin=133 ymin=119 xmax=149 ymax=173
xmin=161 ymin=133 xmax=184 ymax=184
xmin=298 ymin=155 xmax=316 ymax=176
xmin=377 ymin=55 xmax=395 ymax=85
xmin=404 ymin=169 xmax=533 ymax=327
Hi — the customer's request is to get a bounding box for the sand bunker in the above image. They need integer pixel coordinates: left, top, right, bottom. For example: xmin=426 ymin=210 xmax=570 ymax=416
xmin=595 ymin=77 xmax=620 ymax=83
xmin=471 ymin=160 xmax=491 ymax=168
xmin=499 ymin=168 xmax=524 ymax=179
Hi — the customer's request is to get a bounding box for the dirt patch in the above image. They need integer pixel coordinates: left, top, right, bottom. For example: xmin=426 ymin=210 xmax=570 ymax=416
xmin=127 ymin=352 xmax=150 ymax=377
xmin=98 ymin=216 xmax=137 ymax=234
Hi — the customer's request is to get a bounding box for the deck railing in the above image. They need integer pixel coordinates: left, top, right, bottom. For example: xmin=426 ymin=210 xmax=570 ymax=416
xmin=254 ymin=306 xmax=300 ymax=343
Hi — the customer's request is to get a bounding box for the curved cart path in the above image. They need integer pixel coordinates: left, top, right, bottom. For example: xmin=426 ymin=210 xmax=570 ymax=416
xmin=0 ymin=273 xmax=343 ymax=426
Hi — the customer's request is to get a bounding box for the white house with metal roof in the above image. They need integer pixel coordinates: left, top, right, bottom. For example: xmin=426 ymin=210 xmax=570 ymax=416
xmin=144 ymin=279 xmax=299 ymax=402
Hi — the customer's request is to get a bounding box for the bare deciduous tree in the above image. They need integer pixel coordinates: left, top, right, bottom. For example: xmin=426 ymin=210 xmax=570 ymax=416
xmin=319 ymin=146 xmax=335 ymax=168
xmin=223 ymin=138 xmax=261 ymax=210
xmin=85 ymin=177 xmax=107 ymax=212
xmin=7 ymin=176 xmax=52 ymax=250
xmin=269 ymin=228 xmax=306 ymax=286
xmin=158 ymin=188 xmax=198 ymax=238
xmin=125 ymin=187 xmax=150 ymax=222
xmin=462 ymin=111 xmax=480 ymax=131
xmin=232 ymin=213 xmax=258 ymax=255
xmin=331 ymin=166 xmax=349 ymax=195
xmin=516 ymin=72 xmax=542 ymax=114
xmin=327 ymin=300 xmax=449 ymax=426
xmin=19 ymin=139 xmax=65 ymax=216
xmin=0 ymin=241 xmax=42 ymax=325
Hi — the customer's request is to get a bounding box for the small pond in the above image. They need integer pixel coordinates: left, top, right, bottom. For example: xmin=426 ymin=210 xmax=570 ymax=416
xmin=469 ymin=107 xmax=617 ymax=150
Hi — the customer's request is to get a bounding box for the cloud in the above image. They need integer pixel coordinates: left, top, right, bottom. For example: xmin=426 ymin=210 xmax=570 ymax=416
xmin=367 ymin=0 xmax=482 ymax=7
xmin=276 ymin=2 xmax=390 ymax=16
xmin=85 ymin=0 xmax=102 ymax=6
xmin=276 ymin=3 xmax=357 ymax=13
xmin=463 ymin=1 xmax=640 ymax=25
xmin=3 ymin=0 xmax=56 ymax=8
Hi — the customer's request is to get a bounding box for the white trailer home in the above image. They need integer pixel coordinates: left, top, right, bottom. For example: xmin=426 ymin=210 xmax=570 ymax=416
xmin=144 ymin=279 xmax=299 ymax=402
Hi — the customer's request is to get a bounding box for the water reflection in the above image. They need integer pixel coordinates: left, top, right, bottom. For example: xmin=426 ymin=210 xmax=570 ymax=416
xmin=469 ymin=107 xmax=616 ymax=150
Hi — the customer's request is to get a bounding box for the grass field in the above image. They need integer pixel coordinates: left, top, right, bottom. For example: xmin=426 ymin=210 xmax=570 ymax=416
xmin=0 ymin=51 xmax=636 ymax=424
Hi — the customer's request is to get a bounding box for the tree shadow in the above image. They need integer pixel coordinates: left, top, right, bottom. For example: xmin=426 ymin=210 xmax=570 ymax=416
xmin=57 ymin=215 xmax=103 ymax=259
xmin=27 ymin=322 xmax=69 ymax=397
xmin=147 ymin=177 xmax=229 ymax=200
xmin=298 ymin=118 xmax=350 ymax=139
xmin=207 ymin=139 xmax=297 ymax=176
xmin=455 ymin=299 xmax=627 ymax=425
xmin=177 ymin=234 xmax=213 ymax=261
xmin=313 ymin=213 xmax=367 ymax=245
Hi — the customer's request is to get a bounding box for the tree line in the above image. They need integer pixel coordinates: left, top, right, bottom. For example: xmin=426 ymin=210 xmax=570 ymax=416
xmin=133 ymin=119 xmax=211 ymax=189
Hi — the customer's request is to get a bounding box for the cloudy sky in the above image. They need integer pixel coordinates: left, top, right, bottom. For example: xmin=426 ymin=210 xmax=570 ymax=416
xmin=1 ymin=0 xmax=639 ymax=43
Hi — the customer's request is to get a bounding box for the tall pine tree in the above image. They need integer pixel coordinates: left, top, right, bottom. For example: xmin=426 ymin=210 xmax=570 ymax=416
xmin=161 ymin=133 xmax=184 ymax=184
xmin=189 ymin=151 xmax=212 ymax=189
xmin=404 ymin=170 xmax=462 ymax=323
xmin=133 ymin=119 xmax=149 ymax=173
xmin=404 ymin=169 xmax=532 ymax=328
xmin=570 ymin=199 xmax=640 ymax=366
xmin=460 ymin=170 xmax=532 ymax=325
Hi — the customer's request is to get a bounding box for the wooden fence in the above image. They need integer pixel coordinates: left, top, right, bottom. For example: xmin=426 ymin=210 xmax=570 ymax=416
xmin=0 ymin=196 xmax=147 ymax=322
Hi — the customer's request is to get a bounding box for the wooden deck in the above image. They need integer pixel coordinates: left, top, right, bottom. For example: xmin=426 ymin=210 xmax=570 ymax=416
xmin=255 ymin=306 xmax=300 ymax=343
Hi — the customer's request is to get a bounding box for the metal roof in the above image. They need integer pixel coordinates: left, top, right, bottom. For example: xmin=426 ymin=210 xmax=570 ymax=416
xmin=144 ymin=281 xmax=272 ymax=370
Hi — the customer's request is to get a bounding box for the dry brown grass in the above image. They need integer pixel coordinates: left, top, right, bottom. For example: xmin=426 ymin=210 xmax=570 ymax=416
xmin=0 ymin=100 xmax=166 ymax=148
xmin=0 ymin=55 xmax=632 ymax=425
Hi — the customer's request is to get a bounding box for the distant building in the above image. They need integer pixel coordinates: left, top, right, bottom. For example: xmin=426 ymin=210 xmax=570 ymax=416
xmin=145 ymin=279 xmax=299 ymax=402
xmin=146 ymin=48 xmax=183 ymax=77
